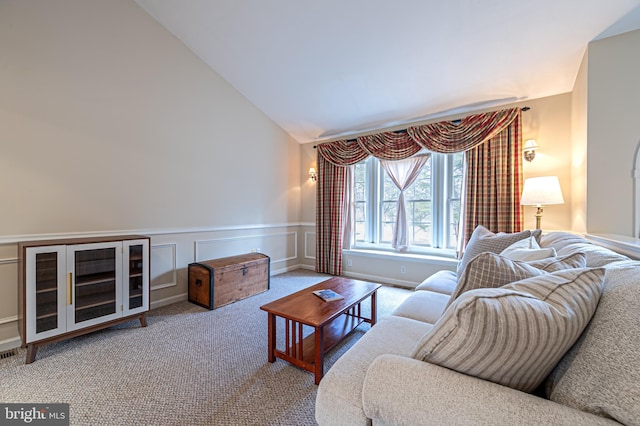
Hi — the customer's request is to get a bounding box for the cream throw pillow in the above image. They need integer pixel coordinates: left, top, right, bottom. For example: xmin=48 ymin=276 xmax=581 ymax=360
xmin=412 ymin=267 xmax=605 ymax=393
xmin=500 ymin=236 xmax=557 ymax=261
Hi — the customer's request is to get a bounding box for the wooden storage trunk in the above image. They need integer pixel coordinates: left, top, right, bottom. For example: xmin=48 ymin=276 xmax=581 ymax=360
xmin=188 ymin=253 xmax=270 ymax=309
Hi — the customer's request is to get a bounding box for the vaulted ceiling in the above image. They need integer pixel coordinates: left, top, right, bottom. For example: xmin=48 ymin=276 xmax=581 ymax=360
xmin=134 ymin=0 xmax=640 ymax=143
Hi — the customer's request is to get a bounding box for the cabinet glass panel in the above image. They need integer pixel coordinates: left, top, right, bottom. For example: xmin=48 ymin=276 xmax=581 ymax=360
xmin=74 ymin=248 xmax=117 ymax=323
xmin=35 ymin=252 xmax=58 ymax=333
xmin=128 ymin=244 xmax=144 ymax=310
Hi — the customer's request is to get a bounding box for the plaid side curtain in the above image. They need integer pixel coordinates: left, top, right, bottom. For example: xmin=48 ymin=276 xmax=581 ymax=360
xmin=316 ymin=154 xmax=347 ymax=275
xmin=460 ymin=112 xmax=523 ymax=253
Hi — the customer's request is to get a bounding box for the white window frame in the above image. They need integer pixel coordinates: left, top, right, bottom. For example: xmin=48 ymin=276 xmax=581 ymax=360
xmin=352 ymin=151 xmax=462 ymax=257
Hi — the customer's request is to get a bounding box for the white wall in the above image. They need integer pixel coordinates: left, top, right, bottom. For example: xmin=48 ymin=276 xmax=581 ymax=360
xmin=587 ymin=28 xmax=640 ymax=236
xmin=0 ymin=0 xmax=301 ymax=349
xmin=571 ymin=50 xmax=589 ymax=234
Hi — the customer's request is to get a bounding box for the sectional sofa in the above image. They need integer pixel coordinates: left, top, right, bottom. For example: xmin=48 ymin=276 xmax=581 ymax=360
xmin=315 ymin=228 xmax=640 ymax=425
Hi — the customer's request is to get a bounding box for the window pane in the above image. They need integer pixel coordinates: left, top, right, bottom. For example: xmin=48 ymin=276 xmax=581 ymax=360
xmin=354 ymin=162 xmax=367 ymax=243
xmin=447 ymin=152 xmax=464 ymax=248
xmin=409 ymin=201 xmax=431 ymax=246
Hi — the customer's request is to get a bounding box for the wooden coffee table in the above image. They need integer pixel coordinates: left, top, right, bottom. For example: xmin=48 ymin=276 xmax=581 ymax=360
xmin=260 ymin=276 xmax=381 ymax=384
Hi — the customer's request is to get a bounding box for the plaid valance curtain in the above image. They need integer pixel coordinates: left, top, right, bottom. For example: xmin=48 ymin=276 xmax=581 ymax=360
xmin=316 ymin=107 xmax=522 ymax=275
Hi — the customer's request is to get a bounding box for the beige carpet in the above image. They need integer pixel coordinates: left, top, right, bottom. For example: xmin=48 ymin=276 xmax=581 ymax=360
xmin=0 ymin=270 xmax=411 ymax=425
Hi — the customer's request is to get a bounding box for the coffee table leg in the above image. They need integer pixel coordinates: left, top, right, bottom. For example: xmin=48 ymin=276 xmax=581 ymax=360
xmin=371 ymin=291 xmax=378 ymax=326
xmin=267 ymin=313 xmax=276 ymax=363
xmin=314 ymin=326 xmax=325 ymax=384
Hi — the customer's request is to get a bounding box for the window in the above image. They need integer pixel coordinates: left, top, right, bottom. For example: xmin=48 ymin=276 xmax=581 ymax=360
xmin=353 ymin=151 xmax=464 ymax=252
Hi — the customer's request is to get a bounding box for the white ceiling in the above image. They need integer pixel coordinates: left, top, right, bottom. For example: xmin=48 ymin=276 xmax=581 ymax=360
xmin=134 ymin=0 xmax=640 ymax=143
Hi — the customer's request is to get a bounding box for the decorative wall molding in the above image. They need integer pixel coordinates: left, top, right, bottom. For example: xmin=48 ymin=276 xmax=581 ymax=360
xmin=0 ymin=223 xmax=304 ymax=245
xmin=304 ymin=231 xmax=316 ymax=260
xmin=0 ymin=315 xmax=18 ymax=326
xmin=0 ymin=257 xmax=18 ymax=266
xmin=150 ymin=243 xmax=177 ymax=290
xmin=194 ymin=231 xmax=298 ymax=264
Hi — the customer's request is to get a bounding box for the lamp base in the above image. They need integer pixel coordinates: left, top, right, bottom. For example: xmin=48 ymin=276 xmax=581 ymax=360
xmin=534 ymin=207 xmax=544 ymax=230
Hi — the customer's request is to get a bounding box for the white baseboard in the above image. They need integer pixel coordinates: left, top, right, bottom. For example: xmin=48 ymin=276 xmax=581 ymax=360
xmin=150 ymin=293 xmax=188 ymax=310
xmin=0 ymin=336 xmax=21 ymax=352
xmin=342 ymin=270 xmax=417 ymax=289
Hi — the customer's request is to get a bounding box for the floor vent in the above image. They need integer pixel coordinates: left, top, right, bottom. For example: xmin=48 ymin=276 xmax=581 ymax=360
xmin=0 ymin=348 xmax=18 ymax=359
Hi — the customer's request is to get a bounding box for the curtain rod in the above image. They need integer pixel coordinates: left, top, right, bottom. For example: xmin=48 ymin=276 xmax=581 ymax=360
xmin=313 ymin=106 xmax=530 ymax=148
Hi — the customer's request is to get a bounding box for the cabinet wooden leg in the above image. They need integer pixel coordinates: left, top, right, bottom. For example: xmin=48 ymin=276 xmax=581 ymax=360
xmin=25 ymin=344 xmax=37 ymax=364
xmin=139 ymin=313 xmax=147 ymax=327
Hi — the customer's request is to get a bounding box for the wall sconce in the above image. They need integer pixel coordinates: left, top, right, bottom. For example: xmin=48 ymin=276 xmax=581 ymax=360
xmin=308 ymin=167 xmax=317 ymax=182
xmin=523 ymin=139 xmax=539 ymax=162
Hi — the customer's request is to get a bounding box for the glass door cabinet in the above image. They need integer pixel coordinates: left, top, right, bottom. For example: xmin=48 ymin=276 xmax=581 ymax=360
xmin=19 ymin=236 xmax=150 ymax=363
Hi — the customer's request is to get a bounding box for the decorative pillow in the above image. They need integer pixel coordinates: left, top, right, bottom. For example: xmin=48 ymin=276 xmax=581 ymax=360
xmin=527 ymin=252 xmax=587 ymax=272
xmin=531 ymin=228 xmax=542 ymax=245
xmin=500 ymin=236 xmax=557 ymax=261
xmin=457 ymin=225 xmax=531 ymax=275
xmin=546 ymin=261 xmax=640 ymax=423
xmin=412 ymin=267 xmax=605 ymax=393
xmin=446 ymin=252 xmax=544 ymax=309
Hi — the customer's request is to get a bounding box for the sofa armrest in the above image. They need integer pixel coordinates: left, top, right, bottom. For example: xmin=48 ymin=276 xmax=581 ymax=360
xmin=362 ymin=354 xmax=617 ymax=426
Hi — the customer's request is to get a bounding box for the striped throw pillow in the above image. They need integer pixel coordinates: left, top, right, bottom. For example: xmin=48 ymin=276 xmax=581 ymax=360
xmin=412 ymin=267 xmax=605 ymax=393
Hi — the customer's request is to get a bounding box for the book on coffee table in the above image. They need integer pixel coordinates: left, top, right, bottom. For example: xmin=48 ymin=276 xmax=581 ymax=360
xmin=313 ymin=289 xmax=344 ymax=302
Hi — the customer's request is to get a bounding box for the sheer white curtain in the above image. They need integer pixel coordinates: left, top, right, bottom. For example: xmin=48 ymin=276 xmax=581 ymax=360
xmin=380 ymin=154 xmax=430 ymax=251
xmin=342 ymin=165 xmax=355 ymax=250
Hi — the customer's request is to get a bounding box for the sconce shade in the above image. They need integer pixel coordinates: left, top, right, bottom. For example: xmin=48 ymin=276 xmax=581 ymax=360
xmin=523 ymin=139 xmax=539 ymax=151
xmin=520 ymin=176 xmax=564 ymax=206
xmin=308 ymin=167 xmax=317 ymax=181
xmin=523 ymin=139 xmax=539 ymax=162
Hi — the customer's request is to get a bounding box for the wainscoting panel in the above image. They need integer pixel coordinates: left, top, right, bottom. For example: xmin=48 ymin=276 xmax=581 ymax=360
xmin=0 ymin=256 xmax=18 ymax=345
xmin=194 ymin=232 xmax=298 ymax=265
xmin=150 ymin=243 xmax=177 ymax=291
xmin=0 ymin=224 xmax=308 ymax=350
xmin=304 ymin=231 xmax=316 ymax=260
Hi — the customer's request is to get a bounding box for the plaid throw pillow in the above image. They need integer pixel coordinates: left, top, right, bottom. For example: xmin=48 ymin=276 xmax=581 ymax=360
xmin=457 ymin=225 xmax=531 ymax=275
xmin=447 ymin=252 xmax=544 ymax=309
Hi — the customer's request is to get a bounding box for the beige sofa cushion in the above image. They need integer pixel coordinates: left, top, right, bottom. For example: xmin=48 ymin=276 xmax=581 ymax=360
xmin=546 ymin=261 xmax=640 ymax=424
xmin=412 ymin=268 xmax=605 ymax=393
xmin=316 ymin=316 xmax=433 ymax=426
xmin=391 ymin=290 xmax=450 ymax=324
xmin=415 ymin=270 xmax=457 ymax=295
xmin=540 ymin=232 xmax=629 ymax=267
xmin=457 ymin=225 xmax=532 ymax=275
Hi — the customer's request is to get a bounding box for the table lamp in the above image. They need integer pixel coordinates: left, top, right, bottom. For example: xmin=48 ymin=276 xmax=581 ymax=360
xmin=520 ymin=176 xmax=564 ymax=230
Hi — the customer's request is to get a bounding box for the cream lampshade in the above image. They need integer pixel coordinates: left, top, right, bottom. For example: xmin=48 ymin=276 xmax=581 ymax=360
xmin=520 ymin=176 xmax=564 ymax=230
